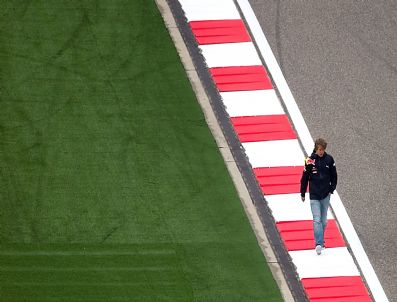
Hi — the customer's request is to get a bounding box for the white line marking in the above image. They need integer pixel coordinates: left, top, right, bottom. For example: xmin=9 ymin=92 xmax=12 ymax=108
xmin=289 ymin=247 xmax=360 ymax=279
xmin=266 ymin=193 xmax=334 ymax=222
xmin=236 ymin=0 xmax=389 ymax=301
xmin=221 ymin=90 xmax=285 ymax=117
xmin=243 ymin=139 xmax=303 ymax=168
xmin=179 ymin=0 xmax=240 ymax=21
xmin=199 ymin=42 xmax=262 ymax=67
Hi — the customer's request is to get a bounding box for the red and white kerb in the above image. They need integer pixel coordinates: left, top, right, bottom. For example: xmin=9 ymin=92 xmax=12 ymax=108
xmin=178 ymin=0 xmax=372 ymax=301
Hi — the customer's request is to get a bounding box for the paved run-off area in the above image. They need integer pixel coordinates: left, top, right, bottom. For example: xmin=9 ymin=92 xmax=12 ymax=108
xmin=0 ymin=1 xmax=283 ymax=301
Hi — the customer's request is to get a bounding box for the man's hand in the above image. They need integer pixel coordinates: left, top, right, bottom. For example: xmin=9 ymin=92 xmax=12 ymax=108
xmin=301 ymin=196 xmax=305 ymax=202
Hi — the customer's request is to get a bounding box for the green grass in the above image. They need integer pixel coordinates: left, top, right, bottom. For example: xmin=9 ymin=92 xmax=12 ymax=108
xmin=0 ymin=0 xmax=283 ymax=301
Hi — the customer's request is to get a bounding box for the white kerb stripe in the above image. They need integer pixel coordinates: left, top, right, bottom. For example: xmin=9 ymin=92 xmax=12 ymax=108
xmin=199 ymin=43 xmax=261 ymax=68
xmin=266 ymin=193 xmax=334 ymax=222
xmin=179 ymin=0 xmax=240 ymax=21
xmin=289 ymin=247 xmax=360 ymax=279
xmin=221 ymin=90 xmax=285 ymax=117
xmin=243 ymin=139 xmax=303 ymax=168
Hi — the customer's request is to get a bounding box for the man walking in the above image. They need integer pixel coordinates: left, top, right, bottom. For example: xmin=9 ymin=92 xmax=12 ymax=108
xmin=300 ymin=138 xmax=337 ymax=255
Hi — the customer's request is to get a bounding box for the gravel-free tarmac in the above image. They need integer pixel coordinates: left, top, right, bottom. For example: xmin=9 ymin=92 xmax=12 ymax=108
xmin=248 ymin=1 xmax=397 ymax=300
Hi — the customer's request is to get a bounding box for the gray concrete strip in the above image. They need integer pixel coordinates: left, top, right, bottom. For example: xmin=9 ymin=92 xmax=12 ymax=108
xmin=155 ymin=0 xmax=295 ymax=301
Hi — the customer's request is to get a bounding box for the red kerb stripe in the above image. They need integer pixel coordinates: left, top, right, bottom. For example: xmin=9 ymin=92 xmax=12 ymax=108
xmin=301 ymin=276 xmax=372 ymax=302
xmin=253 ymin=166 xmax=304 ymax=195
xmin=231 ymin=115 xmax=297 ymax=142
xmin=189 ymin=20 xmax=251 ymax=44
xmin=276 ymin=220 xmax=346 ymax=251
xmin=209 ymin=66 xmax=273 ymax=92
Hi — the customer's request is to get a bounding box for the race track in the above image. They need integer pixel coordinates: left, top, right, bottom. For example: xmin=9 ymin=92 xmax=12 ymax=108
xmin=248 ymin=1 xmax=397 ymax=300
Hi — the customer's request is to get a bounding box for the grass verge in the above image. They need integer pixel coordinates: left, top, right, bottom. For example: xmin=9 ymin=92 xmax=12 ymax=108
xmin=0 ymin=1 xmax=282 ymax=301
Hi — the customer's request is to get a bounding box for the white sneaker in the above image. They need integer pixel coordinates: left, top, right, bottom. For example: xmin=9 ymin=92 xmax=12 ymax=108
xmin=315 ymin=245 xmax=322 ymax=255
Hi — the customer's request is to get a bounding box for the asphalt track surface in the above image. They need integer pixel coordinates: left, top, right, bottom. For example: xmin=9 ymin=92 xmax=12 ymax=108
xmin=248 ymin=1 xmax=397 ymax=300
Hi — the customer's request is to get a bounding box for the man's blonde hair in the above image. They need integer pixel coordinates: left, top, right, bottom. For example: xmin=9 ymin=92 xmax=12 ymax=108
xmin=314 ymin=138 xmax=327 ymax=150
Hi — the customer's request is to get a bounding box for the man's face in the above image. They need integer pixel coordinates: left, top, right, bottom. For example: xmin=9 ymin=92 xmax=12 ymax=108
xmin=315 ymin=146 xmax=325 ymax=157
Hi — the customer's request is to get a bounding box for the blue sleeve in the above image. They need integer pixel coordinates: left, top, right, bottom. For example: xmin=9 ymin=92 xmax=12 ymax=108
xmin=329 ymin=157 xmax=337 ymax=193
xmin=300 ymin=167 xmax=310 ymax=197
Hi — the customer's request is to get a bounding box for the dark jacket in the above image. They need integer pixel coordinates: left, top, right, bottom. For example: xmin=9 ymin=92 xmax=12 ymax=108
xmin=300 ymin=152 xmax=337 ymax=200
